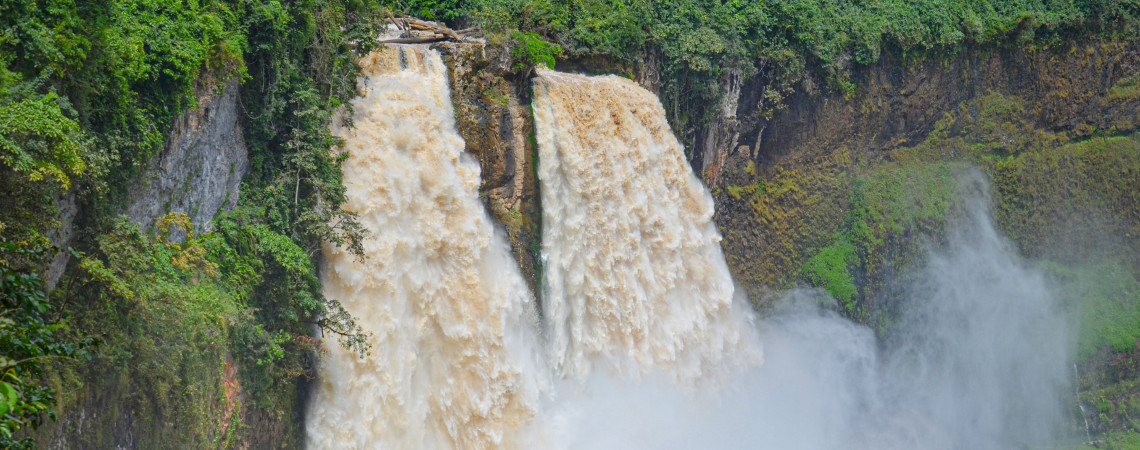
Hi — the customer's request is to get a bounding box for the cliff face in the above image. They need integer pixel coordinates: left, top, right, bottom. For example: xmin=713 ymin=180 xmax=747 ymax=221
xmin=693 ymin=41 xmax=1140 ymax=187
xmin=35 ymin=81 xmax=276 ymax=449
xmin=437 ymin=42 xmax=544 ymax=297
xmin=737 ymin=41 xmax=1140 ymax=173
xmin=707 ymin=39 xmax=1140 ymax=434
xmin=714 ymin=39 xmax=1140 ymax=300
xmin=126 ymin=81 xmax=248 ymax=233
xmin=438 ymin=37 xmax=1140 ymax=436
xmin=45 ymin=80 xmax=248 ymax=290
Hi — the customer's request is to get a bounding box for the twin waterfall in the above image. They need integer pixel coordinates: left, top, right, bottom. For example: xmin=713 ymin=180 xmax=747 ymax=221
xmin=306 ymin=45 xmax=1070 ymax=449
xmin=305 ymin=46 xmax=759 ymax=448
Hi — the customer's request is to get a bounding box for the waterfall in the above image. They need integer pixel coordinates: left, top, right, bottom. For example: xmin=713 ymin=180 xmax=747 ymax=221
xmin=305 ymin=46 xmax=545 ymax=449
xmin=531 ymin=69 xmax=761 ymax=382
xmin=306 ymin=47 xmax=1072 ymax=450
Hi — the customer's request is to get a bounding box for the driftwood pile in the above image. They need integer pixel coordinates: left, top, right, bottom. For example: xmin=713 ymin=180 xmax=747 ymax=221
xmin=381 ymin=17 xmax=481 ymax=44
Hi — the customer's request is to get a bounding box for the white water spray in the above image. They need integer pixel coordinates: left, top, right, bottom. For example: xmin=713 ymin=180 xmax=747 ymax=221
xmin=527 ymin=71 xmax=1070 ymax=448
xmin=306 ymin=48 xmax=1073 ymax=449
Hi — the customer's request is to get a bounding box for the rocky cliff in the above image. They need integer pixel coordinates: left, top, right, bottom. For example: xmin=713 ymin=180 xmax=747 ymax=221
xmin=126 ymin=81 xmax=248 ymax=233
xmin=437 ymin=36 xmax=1140 ymax=439
xmin=35 ymin=80 xmax=270 ymax=449
xmin=715 ymin=40 xmax=1140 ymax=298
xmin=710 ymin=40 xmax=1140 ymax=437
xmin=34 ymin=33 xmax=1140 ymax=446
xmin=436 ymin=41 xmax=545 ymax=298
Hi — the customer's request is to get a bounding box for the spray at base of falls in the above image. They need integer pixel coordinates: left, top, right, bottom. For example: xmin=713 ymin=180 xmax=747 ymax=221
xmin=304 ymin=46 xmax=546 ymax=449
xmin=528 ymin=69 xmax=1071 ymax=449
xmin=306 ymin=45 xmax=1073 ymax=449
xmin=540 ymin=172 xmax=1072 ymax=450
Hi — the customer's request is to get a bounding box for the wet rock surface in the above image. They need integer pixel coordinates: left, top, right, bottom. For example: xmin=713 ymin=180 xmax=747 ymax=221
xmin=436 ymin=41 xmax=544 ymax=297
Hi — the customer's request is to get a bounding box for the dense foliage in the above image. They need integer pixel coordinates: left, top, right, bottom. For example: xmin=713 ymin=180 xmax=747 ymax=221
xmin=1 ymin=0 xmax=383 ymax=444
xmin=0 ymin=244 xmax=92 ymax=448
xmin=0 ymin=0 xmax=1137 ymax=445
xmin=402 ymin=0 xmax=1140 ymax=145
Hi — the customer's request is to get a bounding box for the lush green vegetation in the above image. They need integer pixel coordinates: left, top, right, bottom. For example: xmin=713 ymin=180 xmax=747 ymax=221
xmin=1 ymin=0 xmax=384 ymax=444
xmin=0 ymin=244 xmax=93 ymax=448
xmin=801 ymin=239 xmax=858 ymax=307
xmin=510 ymin=31 xmax=563 ymax=71
xmin=51 ymin=215 xmax=242 ymax=446
xmin=399 ymin=0 xmax=1140 ymax=145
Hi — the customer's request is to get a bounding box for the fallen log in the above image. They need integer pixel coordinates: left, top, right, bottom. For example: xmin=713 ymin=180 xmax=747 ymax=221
xmin=384 ymin=17 xmax=467 ymax=43
xmin=406 ymin=19 xmax=461 ymax=41
xmin=380 ymin=34 xmax=449 ymax=44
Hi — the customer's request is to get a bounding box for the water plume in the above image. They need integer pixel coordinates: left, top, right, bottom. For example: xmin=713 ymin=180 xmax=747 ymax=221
xmin=539 ymin=171 xmax=1073 ymax=450
xmin=307 ymin=50 xmax=1073 ymax=450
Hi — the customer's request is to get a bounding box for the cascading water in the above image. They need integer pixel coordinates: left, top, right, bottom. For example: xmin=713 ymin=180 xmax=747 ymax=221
xmin=307 ymin=45 xmax=1074 ymax=450
xmin=530 ymin=69 xmax=761 ymax=381
xmin=305 ymin=46 xmax=545 ymax=449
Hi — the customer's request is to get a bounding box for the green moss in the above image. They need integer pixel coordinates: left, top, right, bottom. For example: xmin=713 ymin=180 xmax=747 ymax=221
xmin=1103 ymin=431 xmax=1140 ymax=449
xmin=719 ymin=147 xmax=962 ymax=323
xmin=988 ymin=134 xmax=1140 ymax=267
xmin=483 ymin=84 xmax=512 ymax=107
xmin=887 ymin=92 xmax=1140 ymax=270
xmin=717 ymin=155 xmax=851 ymax=306
xmin=802 ymin=239 xmax=858 ymax=309
xmin=744 ymin=160 xmax=757 ymax=176
xmin=724 ymin=183 xmax=759 ymax=201
xmin=850 ymin=162 xmax=958 ymax=237
xmin=794 ymin=162 xmax=960 ymax=327
xmin=1046 ymin=261 xmax=1140 ymax=360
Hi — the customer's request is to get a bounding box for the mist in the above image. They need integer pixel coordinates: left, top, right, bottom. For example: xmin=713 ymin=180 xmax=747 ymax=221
xmin=542 ymin=171 xmax=1074 ymax=450
xmin=308 ymin=50 xmax=1075 ymax=448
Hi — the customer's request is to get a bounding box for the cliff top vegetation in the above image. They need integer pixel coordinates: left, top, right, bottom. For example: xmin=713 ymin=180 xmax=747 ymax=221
xmin=403 ymin=0 xmax=1140 ymax=141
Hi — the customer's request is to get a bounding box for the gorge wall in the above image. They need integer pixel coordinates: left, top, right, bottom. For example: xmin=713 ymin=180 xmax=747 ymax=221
xmin=714 ymin=40 xmax=1140 ymax=300
xmin=34 ymin=79 xmax=276 ymax=449
xmin=27 ymin=30 xmax=1140 ymax=447
xmin=442 ymin=36 xmax=1140 ymax=438
xmin=693 ymin=39 xmax=1140 ymax=436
